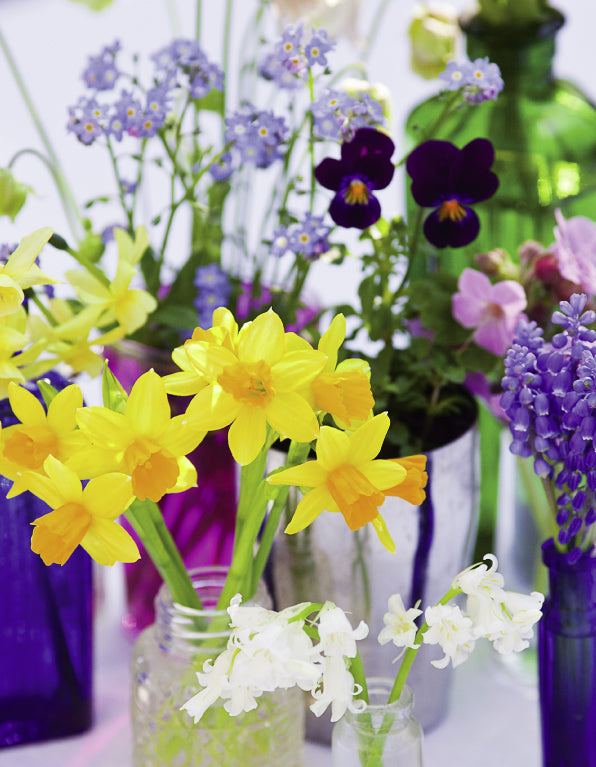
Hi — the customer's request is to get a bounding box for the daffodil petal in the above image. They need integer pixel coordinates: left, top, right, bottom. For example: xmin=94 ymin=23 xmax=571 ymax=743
xmin=82 ymin=518 xmax=140 ymax=565
xmin=13 ymin=470 xmax=64 ymax=507
xmin=347 ymin=413 xmax=390 ymax=466
xmin=83 ymin=473 xmax=133 ymax=519
xmin=125 ymin=370 xmax=170 ymax=436
xmin=186 ymin=386 xmax=240 ymax=430
xmin=267 ymin=460 xmax=328 ymax=488
xmin=66 ymin=446 xmax=123 ymax=478
xmin=76 ymin=406 xmax=130 ymax=448
xmin=170 ymin=456 xmax=198 ymax=493
xmin=318 ymin=314 xmax=345 ymax=369
xmin=160 ymin=414 xmax=206 ymax=456
xmin=43 ymin=456 xmax=83 ymax=502
xmin=6 ymin=227 xmax=53 ymax=276
xmin=360 ymin=460 xmax=407 ymax=491
xmin=372 ymin=514 xmax=396 ymax=553
xmin=284 ymin=485 xmax=331 ymax=534
xmin=238 ymin=310 xmax=285 ymax=365
xmin=228 ymin=407 xmax=267 ymax=465
xmin=316 ymin=425 xmax=350 ymax=471
xmin=47 ymin=384 xmax=84 ymax=434
xmin=266 ymin=391 xmax=319 ymax=444
xmin=272 ymin=350 xmax=327 ymax=390
xmin=8 ymin=382 xmax=46 ymax=426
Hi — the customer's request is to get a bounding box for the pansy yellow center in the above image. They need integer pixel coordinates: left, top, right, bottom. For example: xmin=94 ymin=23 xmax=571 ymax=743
xmin=31 ymin=502 xmax=92 ymax=566
xmin=327 ymin=464 xmax=385 ymax=530
xmin=312 ymin=371 xmax=373 ymax=427
xmin=438 ymin=199 xmax=466 ymax=222
xmin=4 ymin=426 xmax=59 ymax=470
xmin=218 ymin=360 xmax=274 ymax=407
xmin=344 ymin=180 xmax=369 ymax=206
xmin=124 ymin=439 xmax=179 ymax=502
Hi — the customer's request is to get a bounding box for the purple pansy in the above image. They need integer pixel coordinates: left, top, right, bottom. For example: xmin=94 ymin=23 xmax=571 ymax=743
xmin=315 ymin=127 xmax=395 ymax=230
xmin=406 ymin=138 xmax=499 ymax=248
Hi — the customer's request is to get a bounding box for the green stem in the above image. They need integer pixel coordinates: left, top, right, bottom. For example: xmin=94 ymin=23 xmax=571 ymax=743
xmin=125 ymin=498 xmax=203 ymax=611
xmin=66 ymin=246 xmax=111 ymax=288
xmin=361 ymin=0 xmax=392 ymax=63
xmin=0 ymin=27 xmax=83 ymax=239
xmin=195 ymin=0 xmax=202 ymax=43
xmin=106 ymin=137 xmax=134 ymax=230
xmin=389 ymin=585 xmax=461 ymax=703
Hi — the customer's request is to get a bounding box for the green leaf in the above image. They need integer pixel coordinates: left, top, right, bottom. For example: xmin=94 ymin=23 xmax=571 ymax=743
xmin=101 ymin=362 xmax=128 ymax=413
xmin=37 ymin=379 xmax=59 ymax=408
xmin=150 ymin=305 xmax=199 ymax=331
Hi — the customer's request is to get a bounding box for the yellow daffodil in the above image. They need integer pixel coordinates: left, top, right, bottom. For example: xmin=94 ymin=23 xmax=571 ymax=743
xmin=113 ymin=225 xmax=149 ymax=265
xmin=0 ymin=382 xmax=90 ymax=490
xmin=184 ymin=308 xmax=326 ymax=465
xmin=0 ymin=227 xmax=57 ymax=317
xmin=0 ymin=309 xmax=49 ymax=398
xmin=386 ymin=455 xmax=428 ymax=505
xmin=66 ymin=227 xmax=157 ymax=334
xmin=75 ymin=369 xmax=205 ymax=502
xmin=309 ymin=314 xmax=374 ymax=427
xmin=25 ymin=455 xmax=138 ymax=566
xmin=267 ymin=413 xmax=420 ymax=552
xmin=162 ymin=307 xmax=240 ymax=397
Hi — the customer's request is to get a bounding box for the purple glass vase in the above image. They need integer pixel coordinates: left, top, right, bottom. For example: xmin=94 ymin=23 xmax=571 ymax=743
xmin=538 ymin=538 xmax=596 ymax=767
xmin=104 ymin=341 xmax=237 ymax=635
xmin=0 ymin=376 xmax=93 ymax=747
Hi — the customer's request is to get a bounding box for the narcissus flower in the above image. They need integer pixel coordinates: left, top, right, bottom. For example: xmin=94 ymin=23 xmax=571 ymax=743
xmin=267 ymin=413 xmax=410 ymax=550
xmin=385 ymin=454 xmax=428 ymax=505
xmin=75 ymin=369 xmax=205 ymax=501
xmin=25 ymin=455 xmax=138 ymax=566
xmin=406 ymin=138 xmax=498 ymax=248
xmin=0 ymin=227 xmax=56 ymax=317
xmin=315 ymin=127 xmax=395 ymax=229
xmin=0 ymin=382 xmax=89 ymax=492
xmin=185 ymin=309 xmax=325 ymax=465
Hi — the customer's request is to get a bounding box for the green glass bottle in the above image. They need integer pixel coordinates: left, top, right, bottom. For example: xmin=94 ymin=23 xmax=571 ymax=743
xmin=405 ymin=5 xmax=596 ymax=277
xmin=404 ymin=4 xmax=596 ymax=557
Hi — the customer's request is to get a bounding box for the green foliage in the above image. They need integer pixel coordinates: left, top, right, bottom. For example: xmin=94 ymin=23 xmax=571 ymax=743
xmin=101 ymin=362 xmax=128 ymax=414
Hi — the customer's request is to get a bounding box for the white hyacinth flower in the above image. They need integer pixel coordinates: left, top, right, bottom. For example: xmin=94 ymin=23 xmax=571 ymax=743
xmin=489 ymin=590 xmax=545 ymax=654
xmin=181 ymin=649 xmax=237 ymax=723
xmin=378 ymin=593 xmax=422 ymax=650
xmin=423 ymin=604 xmax=476 ymax=668
xmin=316 ymin=601 xmax=369 ymax=659
xmin=310 ymin=655 xmax=366 ymax=722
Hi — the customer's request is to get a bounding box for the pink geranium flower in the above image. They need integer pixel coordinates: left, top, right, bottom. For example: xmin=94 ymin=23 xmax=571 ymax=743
xmin=452 ymin=268 xmax=527 ymax=355
xmin=552 ymin=209 xmax=596 ymax=295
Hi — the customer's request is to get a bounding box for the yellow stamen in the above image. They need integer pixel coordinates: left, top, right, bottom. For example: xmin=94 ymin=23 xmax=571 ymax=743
xmin=438 ymin=199 xmax=466 ymax=222
xmin=327 ymin=464 xmax=385 ymax=530
xmin=344 ymin=180 xmax=369 ymax=206
xmin=218 ymin=360 xmax=274 ymax=407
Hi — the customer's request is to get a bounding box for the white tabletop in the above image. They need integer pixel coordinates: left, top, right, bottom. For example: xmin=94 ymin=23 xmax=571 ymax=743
xmin=0 ymin=565 xmax=541 ymax=767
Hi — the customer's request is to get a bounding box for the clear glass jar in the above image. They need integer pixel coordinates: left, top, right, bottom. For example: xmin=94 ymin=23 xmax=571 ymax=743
xmin=331 ymin=679 xmax=424 ymax=767
xmin=131 ymin=566 xmax=305 ymax=767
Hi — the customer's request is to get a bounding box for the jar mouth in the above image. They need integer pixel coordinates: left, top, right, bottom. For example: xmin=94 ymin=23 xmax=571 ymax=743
xmin=459 ymin=6 xmax=565 ymax=44
xmin=363 ymin=679 xmax=413 ymax=712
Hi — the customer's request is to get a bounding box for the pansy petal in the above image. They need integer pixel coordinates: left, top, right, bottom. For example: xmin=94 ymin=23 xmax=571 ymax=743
xmin=228 ymin=407 xmax=267 ymax=465
xmin=423 ymin=207 xmax=479 ymax=249
xmin=126 ymin=370 xmax=170 ymax=436
xmin=453 ymin=138 xmax=499 ymax=203
xmin=82 ymin=518 xmax=140 ymax=565
xmin=314 ymin=157 xmax=346 ymax=191
xmin=329 ymin=193 xmax=381 ymax=230
xmin=284 ymin=485 xmax=331 ymax=534
xmin=406 ymin=140 xmax=460 ymax=206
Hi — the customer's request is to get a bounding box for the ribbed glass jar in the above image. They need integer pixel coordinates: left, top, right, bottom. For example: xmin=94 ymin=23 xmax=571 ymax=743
xmin=130 ymin=566 xmax=305 ymax=767
xmin=331 ymin=679 xmax=424 ymax=767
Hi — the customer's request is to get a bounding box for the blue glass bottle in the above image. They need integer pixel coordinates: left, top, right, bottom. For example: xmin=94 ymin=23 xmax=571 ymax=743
xmin=0 ymin=375 xmax=93 ymax=747
xmin=538 ymin=539 xmax=596 ymax=767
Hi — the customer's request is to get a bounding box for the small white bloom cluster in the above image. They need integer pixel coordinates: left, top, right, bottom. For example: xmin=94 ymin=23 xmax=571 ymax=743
xmin=181 ymin=597 xmax=369 ymax=725
xmin=379 ymin=554 xmax=545 ymax=669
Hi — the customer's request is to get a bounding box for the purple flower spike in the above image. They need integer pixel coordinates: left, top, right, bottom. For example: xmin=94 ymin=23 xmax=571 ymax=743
xmin=315 ymin=127 xmax=395 ymax=230
xmin=406 ymin=138 xmax=498 ymax=248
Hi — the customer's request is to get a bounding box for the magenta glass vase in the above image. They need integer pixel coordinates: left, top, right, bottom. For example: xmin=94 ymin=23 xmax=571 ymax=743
xmin=538 ymin=539 xmax=596 ymax=767
xmin=104 ymin=341 xmax=237 ymax=634
xmin=0 ymin=374 xmax=93 ymax=746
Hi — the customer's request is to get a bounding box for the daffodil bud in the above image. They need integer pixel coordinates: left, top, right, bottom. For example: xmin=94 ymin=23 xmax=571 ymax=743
xmin=408 ymin=3 xmax=459 ymax=80
xmin=0 ymin=169 xmax=31 ymax=221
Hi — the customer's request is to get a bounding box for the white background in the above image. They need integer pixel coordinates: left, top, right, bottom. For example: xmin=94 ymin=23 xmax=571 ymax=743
xmin=0 ymin=1 xmax=593 ymax=764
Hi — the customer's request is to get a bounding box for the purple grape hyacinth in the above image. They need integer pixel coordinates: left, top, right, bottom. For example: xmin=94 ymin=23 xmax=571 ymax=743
xmin=501 ymin=293 xmax=596 ymax=563
xmin=315 ymin=127 xmax=395 ymax=230
xmin=406 ymin=137 xmax=499 ymax=248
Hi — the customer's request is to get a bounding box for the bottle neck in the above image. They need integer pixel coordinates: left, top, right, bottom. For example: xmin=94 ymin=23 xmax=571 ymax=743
xmin=460 ymin=7 xmax=564 ymax=96
xmin=344 ymin=679 xmax=414 ymax=733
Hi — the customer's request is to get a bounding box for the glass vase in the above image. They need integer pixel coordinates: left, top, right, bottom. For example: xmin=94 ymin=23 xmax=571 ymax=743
xmin=538 ymin=539 xmax=596 ymax=767
xmin=331 ymin=679 xmax=424 ymax=767
xmin=130 ymin=566 xmax=305 ymax=767
xmin=0 ymin=375 xmax=93 ymax=746
xmin=105 ymin=341 xmax=237 ymax=634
